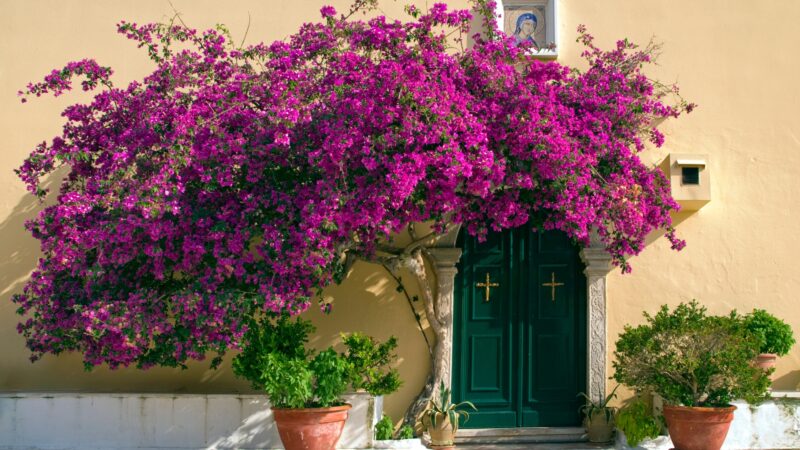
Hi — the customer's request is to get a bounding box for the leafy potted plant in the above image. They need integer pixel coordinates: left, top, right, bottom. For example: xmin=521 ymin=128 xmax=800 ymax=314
xmin=418 ymin=382 xmax=476 ymax=450
xmin=615 ymin=396 xmax=662 ymax=448
xmin=376 ymin=414 xmax=395 ymax=441
xmin=341 ymin=332 xmax=402 ymax=395
xmin=578 ymin=385 xmax=620 ymax=443
xmin=743 ymin=309 xmax=796 ymax=377
xmin=374 ymin=414 xmax=424 ymax=449
xmin=613 ymin=301 xmax=770 ymax=450
xmin=233 ymin=315 xmax=401 ymax=450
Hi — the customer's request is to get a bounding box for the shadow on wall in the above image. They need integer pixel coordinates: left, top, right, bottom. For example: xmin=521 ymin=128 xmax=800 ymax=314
xmin=774 ymin=369 xmax=800 ymax=392
xmin=0 ymin=172 xmax=253 ymax=393
xmin=643 ymin=210 xmax=693 ymax=249
xmin=301 ymin=257 xmax=434 ymax=421
xmin=0 ymin=171 xmax=432 ymax=423
xmin=0 ymin=173 xmax=64 ymax=302
xmin=0 ymin=173 xmax=63 ymax=387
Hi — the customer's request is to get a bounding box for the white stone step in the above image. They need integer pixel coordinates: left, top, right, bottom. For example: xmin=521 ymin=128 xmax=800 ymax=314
xmin=456 ymin=427 xmax=589 ymax=445
xmin=457 ymin=444 xmax=613 ymax=450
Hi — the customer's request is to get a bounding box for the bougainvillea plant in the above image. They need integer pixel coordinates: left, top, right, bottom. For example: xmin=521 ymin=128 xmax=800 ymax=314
xmin=14 ymin=0 xmax=693 ymax=369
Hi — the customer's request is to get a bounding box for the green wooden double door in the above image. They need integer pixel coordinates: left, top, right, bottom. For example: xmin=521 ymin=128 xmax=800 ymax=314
xmin=453 ymin=228 xmax=587 ymax=428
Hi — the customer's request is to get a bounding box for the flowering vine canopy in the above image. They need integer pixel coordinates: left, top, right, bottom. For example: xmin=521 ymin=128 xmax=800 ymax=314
xmin=14 ymin=1 xmax=692 ymax=369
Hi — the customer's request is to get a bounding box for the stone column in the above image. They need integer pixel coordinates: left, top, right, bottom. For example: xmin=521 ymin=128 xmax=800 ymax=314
xmin=579 ymin=235 xmax=614 ymax=404
xmin=426 ymin=247 xmax=463 ymax=390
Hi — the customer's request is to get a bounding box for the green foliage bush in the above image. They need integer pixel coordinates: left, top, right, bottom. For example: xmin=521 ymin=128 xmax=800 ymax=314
xmin=744 ymin=309 xmax=796 ymax=356
xmin=613 ymin=301 xmax=770 ymax=407
xmin=341 ymin=332 xmax=401 ymax=395
xmin=397 ymin=424 xmax=415 ymax=439
xmin=309 ymin=348 xmax=350 ymax=407
xmin=232 ymin=314 xmax=401 ymax=408
xmin=233 ymin=315 xmax=314 ymax=392
xmin=259 ymin=353 xmax=313 ymax=408
xmin=615 ymin=397 xmax=662 ymax=447
xmin=375 ymin=415 xmax=394 ymax=441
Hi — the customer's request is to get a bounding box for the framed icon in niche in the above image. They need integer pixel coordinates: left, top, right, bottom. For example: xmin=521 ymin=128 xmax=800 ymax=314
xmin=496 ymin=0 xmax=558 ymax=58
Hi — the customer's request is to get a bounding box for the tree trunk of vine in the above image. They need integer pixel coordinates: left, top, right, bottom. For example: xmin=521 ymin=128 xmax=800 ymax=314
xmin=403 ymin=318 xmax=450 ymax=429
xmin=401 ymin=248 xmax=457 ymax=431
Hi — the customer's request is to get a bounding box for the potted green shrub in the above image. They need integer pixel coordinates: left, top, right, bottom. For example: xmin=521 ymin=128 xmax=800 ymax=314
xmin=613 ymin=301 xmax=770 ymax=450
xmin=233 ymin=315 xmax=401 ymax=450
xmin=374 ymin=414 xmax=424 ymax=449
xmin=743 ymin=309 xmax=796 ymax=378
xmin=376 ymin=414 xmax=395 ymax=441
xmin=615 ymin=396 xmax=662 ymax=447
xmin=578 ymin=385 xmax=619 ymax=443
xmin=418 ymin=382 xmax=476 ymax=449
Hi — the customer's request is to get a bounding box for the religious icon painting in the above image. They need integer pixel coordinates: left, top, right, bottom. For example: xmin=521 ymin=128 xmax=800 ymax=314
xmin=496 ymin=0 xmax=558 ymax=58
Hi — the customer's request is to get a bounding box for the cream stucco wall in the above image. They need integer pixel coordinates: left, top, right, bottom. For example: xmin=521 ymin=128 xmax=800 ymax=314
xmin=553 ymin=0 xmax=800 ymax=394
xmin=2 ymin=0 xmax=800 ymax=425
xmin=0 ymin=0 xmax=468 ymax=423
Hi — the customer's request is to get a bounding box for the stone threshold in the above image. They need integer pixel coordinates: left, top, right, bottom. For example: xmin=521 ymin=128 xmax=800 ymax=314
xmin=457 ymin=444 xmax=613 ymax=450
xmin=456 ymin=427 xmax=589 ymax=445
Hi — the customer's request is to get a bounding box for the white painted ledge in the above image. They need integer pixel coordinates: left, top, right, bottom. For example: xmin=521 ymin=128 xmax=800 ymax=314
xmin=371 ymin=439 xmax=425 ymax=449
xmin=617 ymin=397 xmax=800 ymax=450
xmin=0 ymin=393 xmax=381 ymax=450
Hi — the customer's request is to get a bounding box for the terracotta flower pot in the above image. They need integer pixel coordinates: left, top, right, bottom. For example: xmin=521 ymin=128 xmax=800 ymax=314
xmin=585 ymin=411 xmax=615 ymax=443
xmin=755 ymin=353 xmax=778 ymax=381
xmin=427 ymin=414 xmax=455 ymax=447
xmin=272 ymin=404 xmax=351 ymax=450
xmin=663 ymin=404 xmax=736 ymax=450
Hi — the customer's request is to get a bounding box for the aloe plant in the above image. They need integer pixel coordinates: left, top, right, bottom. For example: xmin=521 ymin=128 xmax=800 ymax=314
xmin=578 ymin=384 xmax=620 ymax=424
xmin=422 ymin=381 xmax=477 ymax=433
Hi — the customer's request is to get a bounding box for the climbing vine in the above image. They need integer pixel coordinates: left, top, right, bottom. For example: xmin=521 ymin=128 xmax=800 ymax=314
xmin=14 ymin=0 xmax=692 ymax=376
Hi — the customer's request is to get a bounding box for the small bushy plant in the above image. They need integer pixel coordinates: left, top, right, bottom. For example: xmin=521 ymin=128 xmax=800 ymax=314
xmin=259 ymin=353 xmax=314 ymax=408
xmin=233 ymin=315 xmax=401 ymax=408
xmin=309 ymin=348 xmax=350 ymax=407
xmin=375 ymin=414 xmax=394 ymax=441
xmin=233 ymin=314 xmax=314 ymax=391
xmin=341 ymin=332 xmax=401 ymax=395
xmin=397 ymin=424 xmax=415 ymax=439
xmin=744 ymin=309 xmax=796 ymax=356
xmin=615 ymin=397 xmax=661 ymax=447
xmin=613 ymin=301 xmax=770 ymax=407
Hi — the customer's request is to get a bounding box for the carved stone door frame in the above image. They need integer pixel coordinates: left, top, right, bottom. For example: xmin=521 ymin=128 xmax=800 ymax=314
xmin=429 ymin=226 xmax=612 ymax=404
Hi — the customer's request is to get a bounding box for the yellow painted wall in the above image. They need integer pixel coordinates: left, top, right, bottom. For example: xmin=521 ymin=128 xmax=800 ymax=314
xmin=0 ymin=0 xmax=465 ymax=422
xmin=553 ymin=0 xmax=800 ymax=394
xmin=1 ymin=0 xmax=799 ymax=424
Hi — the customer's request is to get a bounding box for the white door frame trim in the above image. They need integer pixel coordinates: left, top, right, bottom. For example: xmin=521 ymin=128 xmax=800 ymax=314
xmin=428 ymin=226 xmax=612 ymax=405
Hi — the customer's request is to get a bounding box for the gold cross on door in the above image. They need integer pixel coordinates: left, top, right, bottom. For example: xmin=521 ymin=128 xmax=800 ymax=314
xmin=542 ymin=272 xmax=564 ymax=302
xmin=476 ymin=272 xmax=500 ymax=302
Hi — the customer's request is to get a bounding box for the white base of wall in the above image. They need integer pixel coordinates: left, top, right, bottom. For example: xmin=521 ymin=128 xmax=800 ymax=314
xmin=617 ymin=395 xmax=800 ymax=450
xmin=0 ymin=393 xmax=381 ymax=450
xmin=371 ymin=439 xmax=425 ymax=449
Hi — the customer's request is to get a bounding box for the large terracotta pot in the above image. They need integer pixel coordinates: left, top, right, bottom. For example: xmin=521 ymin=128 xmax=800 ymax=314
xmin=663 ymin=404 xmax=736 ymax=450
xmin=272 ymin=404 xmax=351 ymax=450
xmin=755 ymin=353 xmax=778 ymax=381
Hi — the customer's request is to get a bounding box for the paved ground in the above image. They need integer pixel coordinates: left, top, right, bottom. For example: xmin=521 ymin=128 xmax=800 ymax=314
xmin=457 ymin=444 xmax=614 ymax=450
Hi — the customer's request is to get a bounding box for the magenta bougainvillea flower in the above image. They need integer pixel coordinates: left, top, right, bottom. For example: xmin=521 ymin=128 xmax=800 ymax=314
xmin=14 ymin=2 xmax=692 ymax=368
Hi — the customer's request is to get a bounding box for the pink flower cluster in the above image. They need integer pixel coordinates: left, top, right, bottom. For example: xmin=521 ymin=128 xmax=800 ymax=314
xmin=14 ymin=2 xmax=691 ymax=368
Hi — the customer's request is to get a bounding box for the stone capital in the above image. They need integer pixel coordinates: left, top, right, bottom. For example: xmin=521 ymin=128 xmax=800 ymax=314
xmin=427 ymin=247 xmax=463 ymax=270
xmin=580 ymin=247 xmax=614 ymax=277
